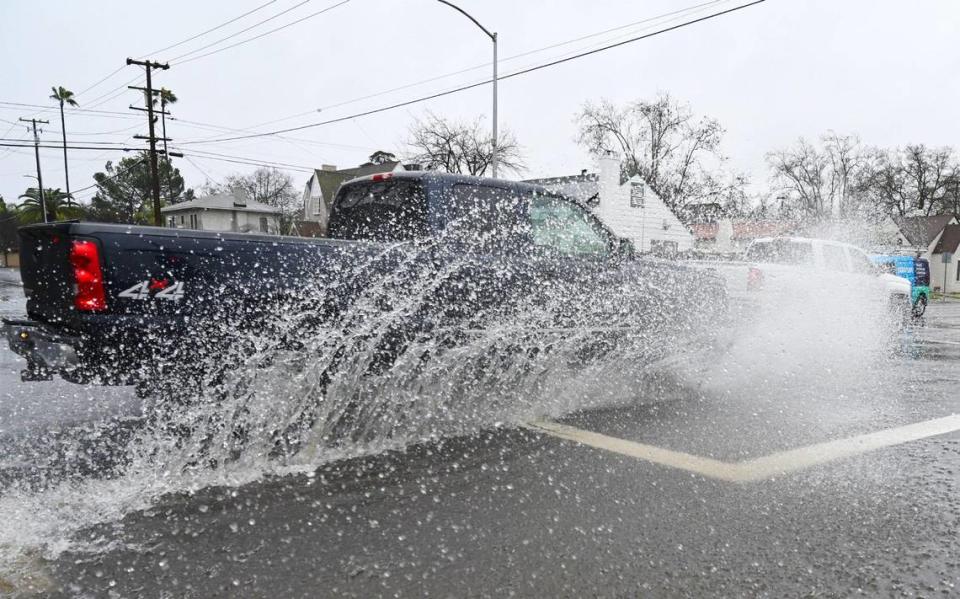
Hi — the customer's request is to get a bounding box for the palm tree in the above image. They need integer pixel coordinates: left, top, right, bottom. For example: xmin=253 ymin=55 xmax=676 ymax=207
xmin=18 ymin=188 xmax=83 ymax=224
xmin=158 ymin=88 xmax=178 ymax=202
xmin=49 ymin=86 xmax=78 ymax=203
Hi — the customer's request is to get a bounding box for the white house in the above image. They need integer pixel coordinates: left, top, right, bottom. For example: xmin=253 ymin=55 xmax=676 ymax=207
xmin=930 ymin=224 xmax=960 ymax=294
xmin=526 ymin=154 xmax=693 ymax=254
xmin=889 ymin=214 xmax=957 ymax=258
xmin=161 ymin=192 xmax=281 ymax=234
xmin=300 ymin=161 xmax=404 ymax=236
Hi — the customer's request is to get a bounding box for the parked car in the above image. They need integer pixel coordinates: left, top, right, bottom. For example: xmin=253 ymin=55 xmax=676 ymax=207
xmin=870 ymin=255 xmax=931 ymax=317
xmin=3 ymin=172 xmax=728 ymax=387
xmin=741 ymin=236 xmax=913 ymax=317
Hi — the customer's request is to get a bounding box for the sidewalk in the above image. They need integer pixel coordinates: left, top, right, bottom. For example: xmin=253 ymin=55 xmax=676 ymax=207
xmin=0 ymin=268 xmax=21 ymax=287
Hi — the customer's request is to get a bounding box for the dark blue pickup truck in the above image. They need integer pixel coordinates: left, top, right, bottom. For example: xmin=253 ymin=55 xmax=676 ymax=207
xmin=5 ymin=172 xmax=726 ymax=388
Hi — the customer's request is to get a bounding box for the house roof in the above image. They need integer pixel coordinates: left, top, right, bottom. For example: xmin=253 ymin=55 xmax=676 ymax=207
xmin=314 ymin=161 xmax=400 ymax=181
xmin=933 ymin=223 xmax=960 ymax=255
xmin=161 ymin=193 xmax=280 ymax=214
xmin=692 ymin=220 xmax=798 ymax=241
xmin=523 ymin=173 xmax=600 ymax=207
xmin=893 ymin=214 xmax=955 ymax=247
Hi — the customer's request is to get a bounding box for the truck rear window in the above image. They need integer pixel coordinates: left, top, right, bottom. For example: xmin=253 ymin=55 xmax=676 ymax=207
xmin=745 ymin=240 xmax=814 ymax=265
xmin=329 ymin=180 xmax=428 ymax=241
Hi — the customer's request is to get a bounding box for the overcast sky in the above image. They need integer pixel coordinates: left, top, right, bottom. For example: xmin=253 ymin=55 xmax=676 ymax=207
xmin=1 ymin=0 xmax=959 ymax=206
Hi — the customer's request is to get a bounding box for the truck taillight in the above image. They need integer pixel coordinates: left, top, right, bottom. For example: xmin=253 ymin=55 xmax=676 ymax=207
xmin=70 ymin=240 xmax=107 ymax=312
xmin=371 ymin=173 xmax=393 ymax=182
xmin=747 ymin=266 xmax=764 ymax=291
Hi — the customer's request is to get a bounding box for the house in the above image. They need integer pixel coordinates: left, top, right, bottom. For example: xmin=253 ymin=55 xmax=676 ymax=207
xmin=300 ymin=161 xmax=404 ymax=236
xmin=692 ymin=219 xmax=799 ymax=252
xmin=890 ymin=214 xmax=958 ymax=257
xmin=161 ymin=192 xmax=281 ymax=234
xmin=525 ymin=154 xmax=693 ymax=255
xmin=931 ymin=223 xmax=960 ymax=294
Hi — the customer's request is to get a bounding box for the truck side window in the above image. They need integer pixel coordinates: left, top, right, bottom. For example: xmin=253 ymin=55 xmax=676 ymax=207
xmin=745 ymin=240 xmax=813 ymax=265
xmin=445 ymin=184 xmax=524 ymax=247
xmin=329 ymin=180 xmax=428 ymax=241
xmin=529 ymin=195 xmax=610 ymax=257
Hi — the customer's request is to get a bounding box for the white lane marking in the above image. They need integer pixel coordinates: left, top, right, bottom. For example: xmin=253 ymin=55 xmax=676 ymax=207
xmin=526 ymin=413 xmax=960 ymax=483
xmin=921 ymin=337 xmax=960 ymax=346
xmin=525 ymin=420 xmax=740 ymax=481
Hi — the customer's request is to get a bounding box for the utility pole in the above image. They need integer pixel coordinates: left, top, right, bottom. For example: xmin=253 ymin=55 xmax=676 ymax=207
xmin=126 ymin=58 xmax=169 ymax=226
xmin=19 ymin=118 xmax=50 ymax=223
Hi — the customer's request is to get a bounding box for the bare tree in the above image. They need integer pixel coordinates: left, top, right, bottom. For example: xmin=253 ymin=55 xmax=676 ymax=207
xmin=767 ymin=132 xmax=868 ymax=219
xmin=406 ymin=112 xmax=523 ymax=177
xmin=860 ymin=144 xmax=956 ymax=217
xmin=576 ymin=93 xmax=726 ymax=213
xmin=222 ymin=167 xmax=299 ymax=234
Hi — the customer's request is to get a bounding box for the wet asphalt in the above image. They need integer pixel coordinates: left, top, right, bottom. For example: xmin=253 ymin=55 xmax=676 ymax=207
xmin=3 ymin=293 xmax=960 ymax=597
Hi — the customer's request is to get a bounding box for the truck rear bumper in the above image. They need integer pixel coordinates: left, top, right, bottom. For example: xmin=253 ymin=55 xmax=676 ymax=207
xmin=3 ymin=318 xmax=80 ymax=381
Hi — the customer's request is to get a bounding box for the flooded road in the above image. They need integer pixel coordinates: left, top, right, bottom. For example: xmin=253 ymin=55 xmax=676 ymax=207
xmin=1 ymin=279 xmax=959 ymax=597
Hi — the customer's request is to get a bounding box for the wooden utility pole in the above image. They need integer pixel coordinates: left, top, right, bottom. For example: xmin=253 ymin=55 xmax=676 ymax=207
xmin=126 ymin=58 xmax=169 ymax=226
xmin=19 ymin=117 xmax=50 ymax=223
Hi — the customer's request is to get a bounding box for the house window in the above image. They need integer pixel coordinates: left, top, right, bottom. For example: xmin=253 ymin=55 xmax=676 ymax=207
xmin=629 ymin=182 xmax=645 ymax=208
xmin=167 ymin=216 xmax=175 ymax=228
xmin=260 ymin=217 xmax=269 ymax=233
xmin=189 ymin=214 xmax=199 ymax=229
xmin=179 ymin=215 xmax=184 ymax=225
xmin=649 ymin=239 xmax=678 ymax=256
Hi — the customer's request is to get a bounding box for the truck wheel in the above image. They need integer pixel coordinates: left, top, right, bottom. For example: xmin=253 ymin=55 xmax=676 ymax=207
xmin=913 ymin=295 xmax=927 ymax=318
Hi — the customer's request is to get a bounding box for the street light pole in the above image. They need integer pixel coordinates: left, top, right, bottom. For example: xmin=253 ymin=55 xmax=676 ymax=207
xmin=492 ymin=32 xmax=497 ymax=178
xmin=435 ymin=0 xmax=498 ymax=178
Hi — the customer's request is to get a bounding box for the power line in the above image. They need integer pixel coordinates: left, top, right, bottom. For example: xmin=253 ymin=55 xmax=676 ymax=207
xmin=183 ymin=155 xmax=220 ymax=184
xmin=69 ymin=156 xmax=149 ymax=197
xmin=0 ymin=137 xmax=131 ymax=146
xmin=84 ymin=80 xmax=144 ymax=110
xmin=174 ymin=147 xmax=315 ymax=171
xmin=172 ymin=117 xmax=377 ymax=150
xmin=74 ymin=66 xmax=128 ymax=98
xmin=145 ymin=0 xmax=280 ymax=57
xmin=172 ymin=0 xmax=351 ymax=66
xmin=217 ymin=0 xmax=728 ymax=134
xmin=165 ymin=0 xmax=315 ymax=63
xmin=71 ymin=1 xmax=282 ymax=101
xmin=0 ymin=142 xmax=135 ymax=151
xmin=313 ymin=0 xmax=730 ymax=115
xmin=0 ymin=101 xmax=134 ymax=117
xmin=180 ymin=1 xmax=768 ymax=146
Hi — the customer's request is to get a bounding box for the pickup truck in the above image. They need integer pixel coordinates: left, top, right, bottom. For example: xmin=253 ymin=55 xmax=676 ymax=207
xmin=4 ymin=172 xmax=727 ymax=391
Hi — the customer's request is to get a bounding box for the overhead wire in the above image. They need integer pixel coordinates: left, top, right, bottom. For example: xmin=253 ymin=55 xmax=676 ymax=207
xmin=221 ymin=0 xmax=729 ymax=133
xmin=71 ymin=0 xmax=282 ymax=101
xmin=171 ymin=0 xmax=351 ymax=66
xmin=179 ymin=0 xmax=767 ymax=146
xmin=164 ymin=0 xmax=316 ymax=63
xmin=144 ymin=0 xmax=280 ymax=57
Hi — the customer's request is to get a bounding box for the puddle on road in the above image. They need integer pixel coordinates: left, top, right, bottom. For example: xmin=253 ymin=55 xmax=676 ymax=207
xmin=0 ymin=256 xmax=936 ymax=590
